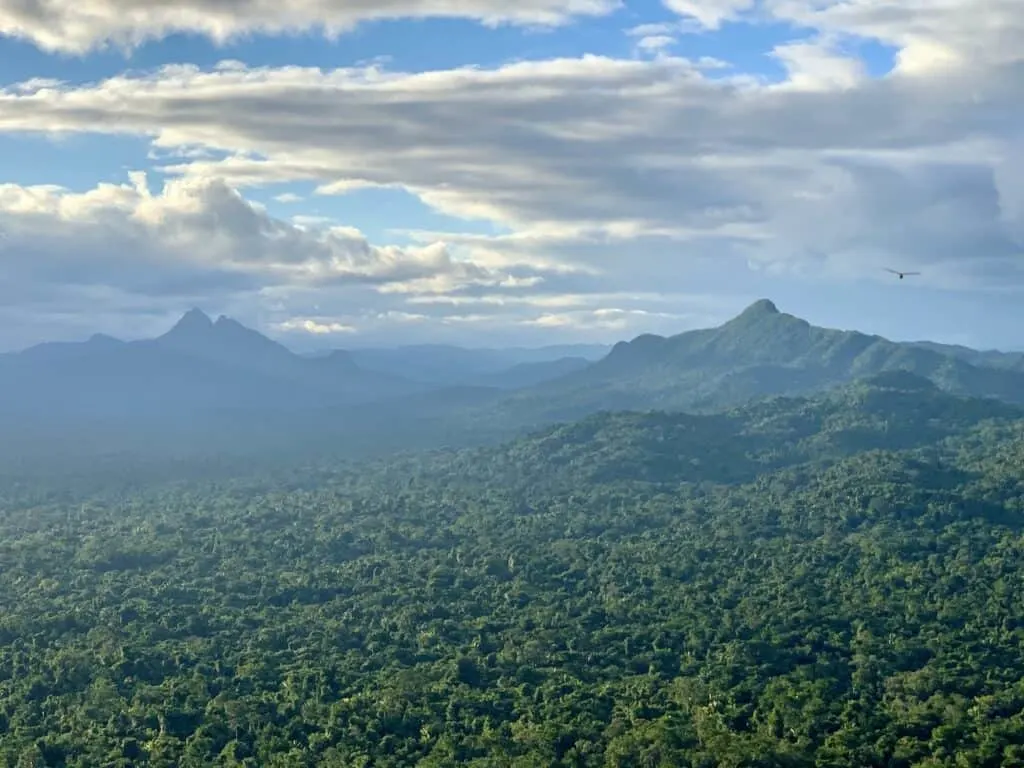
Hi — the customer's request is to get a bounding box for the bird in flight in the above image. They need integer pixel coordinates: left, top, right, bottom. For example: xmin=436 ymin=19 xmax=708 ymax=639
xmin=885 ymin=268 xmax=920 ymax=280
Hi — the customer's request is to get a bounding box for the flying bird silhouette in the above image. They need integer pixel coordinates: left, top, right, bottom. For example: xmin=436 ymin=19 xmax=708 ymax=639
xmin=885 ymin=268 xmax=920 ymax=280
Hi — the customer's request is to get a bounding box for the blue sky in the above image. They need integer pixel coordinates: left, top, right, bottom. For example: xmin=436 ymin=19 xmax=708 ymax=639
xmin=0 ymin=0 xmax=894 ymax=87
xmin=0 ymin=0 xmax=1019 ymax=351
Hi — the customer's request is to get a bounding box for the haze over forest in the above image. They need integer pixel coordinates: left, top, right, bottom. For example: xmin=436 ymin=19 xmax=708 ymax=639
xmin=4 ymin=298 xmax=1024 ymax=476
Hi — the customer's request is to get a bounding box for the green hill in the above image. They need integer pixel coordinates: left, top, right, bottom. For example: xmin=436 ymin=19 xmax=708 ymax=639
xmin=487 ymin=300 xmax=1024 ymax=428
xmin=413 ymin=370 xmax=1022 ymax=492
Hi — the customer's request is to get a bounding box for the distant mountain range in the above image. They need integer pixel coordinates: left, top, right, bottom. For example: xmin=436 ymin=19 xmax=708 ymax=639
xmin=4 ymin=300 xmax=1024 ymax=469
xmin=1 ymin=309 xmax=425 ymax=419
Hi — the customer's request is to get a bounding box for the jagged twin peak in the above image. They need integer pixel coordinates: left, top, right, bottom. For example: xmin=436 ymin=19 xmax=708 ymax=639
xmin=183 ymin=307 xmax=213 ymax=324
xmin=157 ymin=308 xmax=296 ymax=362
xmin=155 ymin=309 xmax=366 ymax=371
xmin=163 ymin=309 xmax=266 ymax=339
xmin=164 ymin=308 xmax=252 ymax=335
xmin=165 ymin=307 xmax=214 ymax=336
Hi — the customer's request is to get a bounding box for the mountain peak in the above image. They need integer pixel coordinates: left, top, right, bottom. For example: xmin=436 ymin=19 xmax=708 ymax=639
xmin=716 ymin=299 xmax=785 ymax=333
xmin=86 ymin=333 xmax=123 ymax=346
xmin=168 ymin=308 xmax=214 ymax=336
xmin=153 ymin=310 xmax=301 ymax=373
xmin=738 ymin=299 xmax=779 ymax=318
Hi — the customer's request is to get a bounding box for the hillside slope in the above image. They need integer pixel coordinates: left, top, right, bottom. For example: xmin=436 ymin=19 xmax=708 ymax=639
xmin=406 ymin=371 xmax=1023 ymax=490
xmin=489 ymin=299 xmax=1024 ymax=426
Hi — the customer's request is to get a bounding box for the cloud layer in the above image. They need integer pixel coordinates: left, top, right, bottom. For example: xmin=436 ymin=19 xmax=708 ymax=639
xmin=0 ymin=0 xmax=618 ymax=54
xmin=0 ymin=0 xmax=1021 ymax=349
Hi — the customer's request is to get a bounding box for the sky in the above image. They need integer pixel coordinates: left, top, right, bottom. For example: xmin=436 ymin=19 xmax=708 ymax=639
xmin=0 ymin=0 xmax=1022 ymax=352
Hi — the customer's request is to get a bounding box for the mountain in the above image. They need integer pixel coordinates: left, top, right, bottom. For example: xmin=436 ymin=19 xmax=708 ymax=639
xmin=484 ymin=299 xmax=1024 ymax=427
xmin=15 ymin=332 xmax=126 ymax=363
xmin=345 ymin=343 xmax=609 ymax=385
xmin=0 ymin=309 xmax=428 ymax=429
xmin=155 ymin=309 xmax=299 ymax=377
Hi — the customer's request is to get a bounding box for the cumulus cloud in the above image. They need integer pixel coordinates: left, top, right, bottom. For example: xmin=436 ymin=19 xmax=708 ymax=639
xmin=659 ymin=0 xmax=1024 ymax=72
xmin=0 ymin=173 xmax=523 ymax=290
xmin=277 ymin=318 xmax=356 ymax=335
xmin=0 ymin=0 xmax=619 ymax=54
xmin=0 ymin=173 xmax=568 ymax=349
xmin=525 ymin=307 xmax=692 ymax=331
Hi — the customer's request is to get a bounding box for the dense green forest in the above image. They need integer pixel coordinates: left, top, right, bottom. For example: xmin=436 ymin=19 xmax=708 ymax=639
xmin=494 ymin=301 xmax=1024 ymax=424
xmin=2 ymin=376 xmax=1024 ymax=766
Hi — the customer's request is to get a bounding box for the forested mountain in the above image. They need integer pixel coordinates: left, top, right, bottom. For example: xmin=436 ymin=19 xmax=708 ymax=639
xmin=386 ymin=370 xmax=1023 ymax=491
xmin=492 ymin=299 xmax=1024 ymax=425
xmin=2 ymin=378 xmax=1024 ymax=765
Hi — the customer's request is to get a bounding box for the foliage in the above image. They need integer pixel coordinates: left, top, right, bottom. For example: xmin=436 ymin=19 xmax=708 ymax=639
xmin=496 ymin=301 xmax=1024 ymax=423
xmin=1 ymin=383 xmax=1024 ymax=765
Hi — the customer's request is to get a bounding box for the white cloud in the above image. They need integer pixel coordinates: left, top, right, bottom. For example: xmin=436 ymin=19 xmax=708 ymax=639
xmin=404 ymin=290 xmax=710 ymax=310
xmin=767 ymin=0 xmax=1024 ymax=72
xmin=1 ymin=51 xmax=1018 ymax=245
xmin=662 ymin=0 xmax=756 ymax=30
xmin=524 ymin=307 xmax=695 ymax=332
xmin=276 ymin=318 xmax=356 ymax=335
xmin=625 ymin=22 xmax=680 ymax=37
xmin=635 ymin=35 xmax=677 ymax=54
xmin=769 ymin=38 xmax=866 ymax=91
xmin=0 ymin=0 xmax=619 ymax=54
xmin=0 ymin=174 xmax=505 ymax=289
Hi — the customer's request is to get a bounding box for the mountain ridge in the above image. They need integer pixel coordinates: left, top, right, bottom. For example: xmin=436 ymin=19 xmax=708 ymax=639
xmin=4 ymin=300 xmax=1024 ymax=471
xmin=489 ymin=299 xmax=1024 ymax=425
